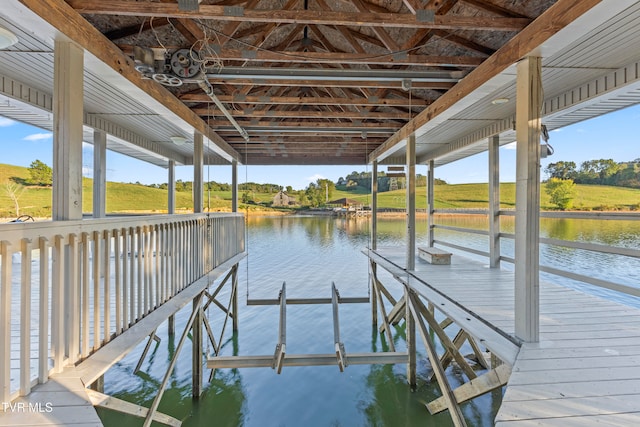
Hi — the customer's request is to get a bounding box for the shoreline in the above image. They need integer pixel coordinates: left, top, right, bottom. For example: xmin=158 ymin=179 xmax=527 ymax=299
xmin=2 ymin=208 xmax=638 ymax=222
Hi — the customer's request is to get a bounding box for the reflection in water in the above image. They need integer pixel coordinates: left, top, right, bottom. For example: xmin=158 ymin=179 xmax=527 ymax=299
xmin=96 ymin=214 xmax=637 ymax=426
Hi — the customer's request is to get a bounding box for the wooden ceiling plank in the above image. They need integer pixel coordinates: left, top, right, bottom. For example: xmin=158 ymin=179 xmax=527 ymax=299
xmin=68 ymin=1 xmax=532 ymax=31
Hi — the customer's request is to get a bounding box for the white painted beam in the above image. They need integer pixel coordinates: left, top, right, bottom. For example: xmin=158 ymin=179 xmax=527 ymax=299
xmin=406 ymin=134 xmax=416 ymax=270
xmin=168 ymin=160 xmax=175 ymax=214
xmin=427 ymin=160 xmax=435 ymax=247
xmin=371 ymin=160 xmax=378 ymax=250
xmin=231 ymin=160 xmax=238 ymax=213
xmin=489 ymin=135 xmax=500 ymax=268
xmin=52 ymin=40 xmax=84 ymax=221
xmin=193 ymin=132 xmax=203 ymax=213
xmin=514 ymin=57 xmax=542 ymax=343
xmin=93 ymin=130 xmax=107 ymax=218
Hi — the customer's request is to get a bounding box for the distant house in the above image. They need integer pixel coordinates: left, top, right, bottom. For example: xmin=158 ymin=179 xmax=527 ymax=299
xmin=272 ymin=190 xmax=296 ymax=206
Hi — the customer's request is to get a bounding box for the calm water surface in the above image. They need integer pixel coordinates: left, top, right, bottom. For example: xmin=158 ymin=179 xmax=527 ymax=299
xmin=98 ymin=215 xmax=640 ymax=426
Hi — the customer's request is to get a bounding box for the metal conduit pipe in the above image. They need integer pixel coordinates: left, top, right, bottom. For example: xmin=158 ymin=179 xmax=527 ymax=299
xmin=196 ymin=74 xmax=250 ymax=141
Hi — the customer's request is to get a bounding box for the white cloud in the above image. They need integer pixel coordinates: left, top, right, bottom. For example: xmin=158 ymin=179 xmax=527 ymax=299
xmin=306 ymin=173 xmax=326 ymax=182
xmin=503 ymin=142 xmax=517 ymax=150
xmin=0 ymin=117 xmax=15 ymax=127
xmin=23 ymin=132 xmax=53 ymax=141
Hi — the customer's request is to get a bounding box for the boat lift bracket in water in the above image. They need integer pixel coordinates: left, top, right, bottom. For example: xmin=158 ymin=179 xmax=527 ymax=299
xmin=208 ymin=282 xmax=408 ymax=372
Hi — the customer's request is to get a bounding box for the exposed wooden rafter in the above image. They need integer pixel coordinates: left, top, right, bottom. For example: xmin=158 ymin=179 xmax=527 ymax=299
xmin=67 ymin=1 xmax=532 ymax=31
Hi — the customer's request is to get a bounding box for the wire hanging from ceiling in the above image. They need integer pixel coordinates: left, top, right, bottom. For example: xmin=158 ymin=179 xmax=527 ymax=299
xmin=244 ymin=121 xmax=250 ymax=300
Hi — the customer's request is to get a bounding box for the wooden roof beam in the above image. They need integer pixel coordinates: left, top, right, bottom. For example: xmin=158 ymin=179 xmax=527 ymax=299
xmin=431 ymin=29 xmax=495 ymax=56
xmin=461 ymin=0 xmax=532 ymax=19
xmin=349 ymin=0 xmax=399 ymax=51
xmin=204 ymin=78 xmax=455 ymax=90
xmin=223 ymin=136 xmax=386 ymax=143
xmin=369 ymin=0 xmax=603 ymax=162
xmin=104 ymin=18 xmax=161 ymax=41
xmin=193 ymin=108 xmax=411 ymax=120
xmin=68 ymin=1 xmax=531 ymax=31
xmin=181 ymin=94 xmax=430 ymax=106
xmin=21 ymin=0 xmax=240 ymax=163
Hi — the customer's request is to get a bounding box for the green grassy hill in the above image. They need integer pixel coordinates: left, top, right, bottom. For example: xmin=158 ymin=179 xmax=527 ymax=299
xmin=2 ymin=163 xmax=639 ymax=219
xmin=334 ymin=182 xmax=640 ymax=210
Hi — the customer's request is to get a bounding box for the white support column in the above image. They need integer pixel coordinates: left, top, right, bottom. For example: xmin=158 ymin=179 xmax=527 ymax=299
xmin=371 ymin=160 xmax=378 ymax=250
xmin=515 ymin=56 xmax=542 ymax=343
xmin=168 ymin=160 xmax=176 ymax=215
xmin=427 ymin=160 xmax=435 ymax=247
xmin=93 ymin=130 xmax=107 ymax=218
xmin=193 ymin=132 xmax=203 ymax=213
xmin=406 ymin=134 xmax=416 ymax=270
xmin=52 ymin=40 xmax=84 ymax=221
xmin=231 ymin=160 xmax=238 ymax=212
xmin=489 ymin=135 xmax=500 ymax=268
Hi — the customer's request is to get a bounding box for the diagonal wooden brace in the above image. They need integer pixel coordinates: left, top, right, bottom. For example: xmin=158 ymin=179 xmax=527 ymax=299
xmin=414 ymin=295 xmax=477 ymax=381
xmin=427 ymin=364 xmax=512 ymax=414
xmin=407 ymin=290 xmax=467 ymax=427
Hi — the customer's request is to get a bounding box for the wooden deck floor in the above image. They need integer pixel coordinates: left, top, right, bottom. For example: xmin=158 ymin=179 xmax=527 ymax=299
xmin=0 ymin=367 xmax=102 ymax=427
xmin=370 ymin=247 xmax=640 ymax=426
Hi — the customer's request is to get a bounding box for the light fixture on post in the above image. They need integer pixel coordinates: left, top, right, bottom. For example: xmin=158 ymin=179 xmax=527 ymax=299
xmin=170 ymin=136 xmax=187 ymax=146
xmin=0 ymin=27 xmax=18 ymax=49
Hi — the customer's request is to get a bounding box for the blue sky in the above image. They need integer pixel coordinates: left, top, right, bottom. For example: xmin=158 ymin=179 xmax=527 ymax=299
xmin=1 ymin=103 xmax=639 ymax=190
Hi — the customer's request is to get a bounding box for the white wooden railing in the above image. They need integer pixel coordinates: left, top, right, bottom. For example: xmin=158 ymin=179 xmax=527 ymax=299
xmin=0 ymin=213 xmax=244 ymax=403
xmin=430 ymin=209 xmax=640 ymax=298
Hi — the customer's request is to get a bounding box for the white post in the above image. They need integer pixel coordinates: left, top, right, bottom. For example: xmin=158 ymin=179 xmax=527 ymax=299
xmin=193 ymin=132 xmax=203 ymax=213
xmin=168 ymin=160 xmax=176 ymax=215
xmin=427 ymin=160 xmax=435 ymax=247
xmin=232 ymin=160 xmax=238 ymax=212
xmin=93 ymin=130 xmax=107 ymax=218
xmin=52 ymin=40 xmax=84 ymax=221
xmin=406 ymin=134 xmax=416 ymax=270
xmin=515 ymin=56 xmax=542 ymax=343
xmin=371 ymin=161 xmax=378 ymax=250
xmin=489 ymin=135 xmax=501 ymax=268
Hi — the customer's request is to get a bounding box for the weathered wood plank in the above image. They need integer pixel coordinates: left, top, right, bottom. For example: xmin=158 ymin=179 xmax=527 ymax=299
xmin=496 ymin=394 xmax=640 ymax=422
xmin=497 ymin=413 xmax=640 ymax=427
xmin=208 ymin=352 xmax=408 ymax=369
xmin=502 ymin=378 xmax=640 ymax=401
xmin=86 ymin=390 xmax=180 ymax=427
xmin=427 ymin=364 xmax=511 ymax=414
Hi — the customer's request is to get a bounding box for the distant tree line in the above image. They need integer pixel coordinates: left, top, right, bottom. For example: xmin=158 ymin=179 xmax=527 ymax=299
xmin=545 ymin=158 xmax=640 ymax=188
xmin=339 ymin=170 xmax=447 ymax=192
xmin=145 ymin=180 xmax=285 ymax=193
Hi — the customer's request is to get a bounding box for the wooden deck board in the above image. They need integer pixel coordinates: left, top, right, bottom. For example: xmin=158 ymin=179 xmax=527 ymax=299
xmin=0 ymin=367 xmax=102 ymax=427
xmin=369 ymin=247 xmax=640 ymax=426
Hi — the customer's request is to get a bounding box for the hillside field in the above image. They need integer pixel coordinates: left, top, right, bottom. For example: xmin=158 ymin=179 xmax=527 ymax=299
xmin=1 ymin=163 xmax=639 ymax=219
